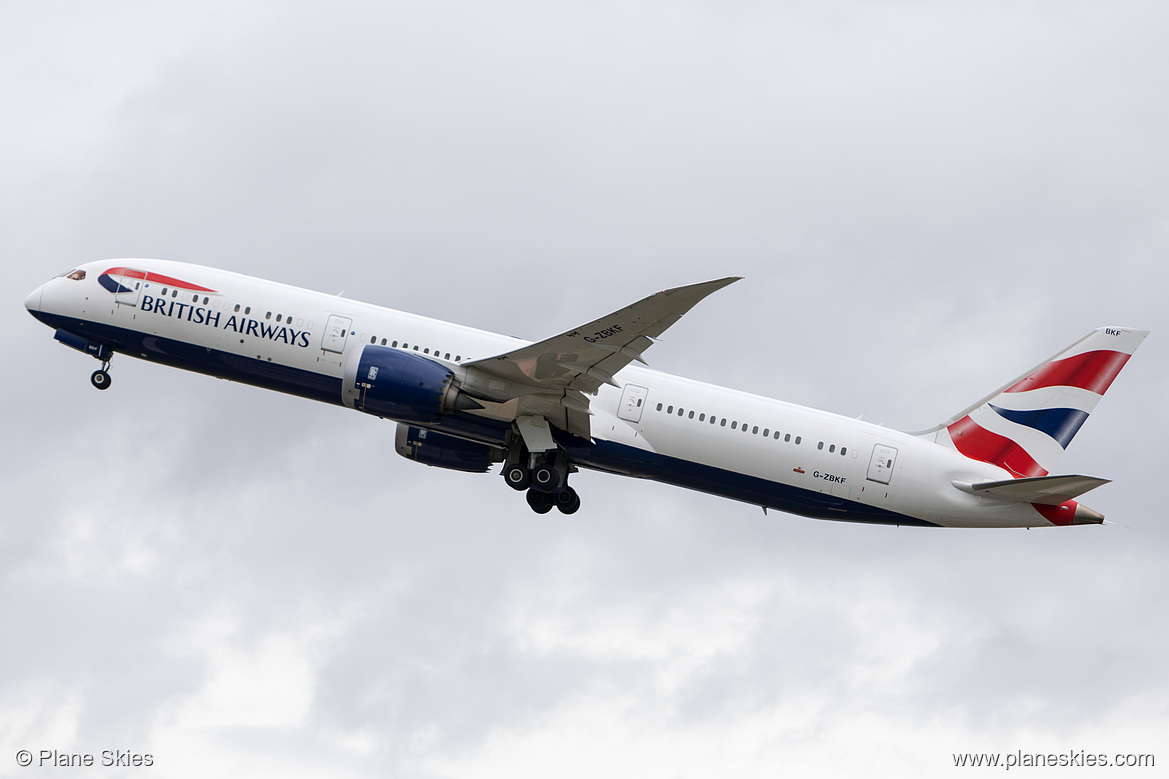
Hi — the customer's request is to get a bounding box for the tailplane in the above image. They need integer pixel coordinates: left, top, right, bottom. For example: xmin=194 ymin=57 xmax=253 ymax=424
xmin=917 ymin=327 xmax=1148 ymax=477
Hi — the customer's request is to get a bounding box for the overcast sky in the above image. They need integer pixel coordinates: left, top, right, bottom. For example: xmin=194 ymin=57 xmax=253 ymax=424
xmin=2 ymin=2 xmax=1167 ymax=777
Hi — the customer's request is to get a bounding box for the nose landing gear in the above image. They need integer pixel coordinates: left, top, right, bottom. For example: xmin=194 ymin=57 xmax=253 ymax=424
xmin=90 ymin=358 xmax=112 ymax=390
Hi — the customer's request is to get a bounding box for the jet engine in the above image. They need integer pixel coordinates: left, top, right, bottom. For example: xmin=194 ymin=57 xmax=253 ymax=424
xmin=395 ymin=424 xmax=500 ymax=473
xmin=342 ymin=345 xmax=481 ymax=424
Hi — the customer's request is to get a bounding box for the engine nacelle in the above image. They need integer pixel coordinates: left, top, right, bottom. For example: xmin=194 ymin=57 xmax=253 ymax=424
xmin=395 ymin=424 xmax=500 ymax=473
xmin=342 ymin=345 xmax=480 ymax=424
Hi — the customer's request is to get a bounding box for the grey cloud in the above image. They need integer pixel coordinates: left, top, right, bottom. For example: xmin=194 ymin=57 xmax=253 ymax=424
xmin=3 ymin=2 xmax=1168 ymax=777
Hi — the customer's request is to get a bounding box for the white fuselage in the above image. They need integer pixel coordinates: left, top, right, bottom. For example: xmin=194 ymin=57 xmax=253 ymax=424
xmin=25 ymin=259 xmax=1091 ymax=528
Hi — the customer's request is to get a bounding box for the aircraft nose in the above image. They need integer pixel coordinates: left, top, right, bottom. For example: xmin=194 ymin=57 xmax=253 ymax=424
xmin=25 ymin=283 xmax=44 ymax=312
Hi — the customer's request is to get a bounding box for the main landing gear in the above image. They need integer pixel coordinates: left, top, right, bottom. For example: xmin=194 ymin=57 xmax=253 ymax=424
xmin=90 ymin=358 xmax=113 ymax=390
xmin=503 ymin=435 xmax=581 ymax=515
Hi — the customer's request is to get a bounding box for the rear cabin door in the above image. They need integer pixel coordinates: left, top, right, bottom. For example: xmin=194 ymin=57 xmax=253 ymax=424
xmin=322 ymin=315 xmax=352 ymax=354
xmin=617 ymin=384 xmax=648 ymax=423
xmin=867 ymin=444 xmax=898 ymax=484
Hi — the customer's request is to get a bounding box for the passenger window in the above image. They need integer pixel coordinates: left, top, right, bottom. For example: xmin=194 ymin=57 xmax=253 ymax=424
xmin=370 ymin=336 xmax=376 ymax=344
xmin=818 ymin=442 xmax=824 ymax=450
xmin=795 ymin=436 xmax=802 ymax=444
xmin=245 ymin=306 xmax=251 ymax=315
xmin=161 ymin=287 xmax=169 ymax=296
xmin=276 ymin=314 xmax=282 ymax=322
xmin=657 ymin=403 xmax=663 ymax=411
xmin=265 ymin=312 xmax=271 ymax=320
xmin=203 ymin=296 xmax=209 ymax=305
xmin=445 ymin=353 xmax=451 ymax=360
xmin=234 ymin=304 xmax=240 ymax=313
xmin=688 ymin=411 xmax=695 ymax=419
xmin=392 ymin=341 xmax=398 ymax=347
xmin=763 ymin=428 xmax=769 ymax=437
xmin=381 ymin=338 xmax=387 ymax=345
xmin=720 ymin=418 xmax=727 ymax=427
xmin=413 ymin=346 xmax=419 ymax=351
xmin=403 ymin=343 xmax=409 ymax=349
xmin=699 ymin=413 xmax=706 ymax=422
xmin=455 ymin=356 xmax=461 ymax=362
xmin=841 ymin=447 xmax=847 ymax=456
xmin=829 ymin=444 xmax=836 ymax=453
xmin=667 ymin=405 xmax=674 ymax=414
xmin=774 ymin=431 xmax=780 ymax=440
xmin=172 ymin=289 xmax=177 ymax=298
xmin=192 ymin=294 xmax=198 ymax=302
xmin=678 ymin=408 xmax=684 ymax=416
xmin=424 ymin=348 xmax=430 ymax=354
xmin=731 ymin=421 xmax=737 ymax=430
xmin=753 ymin=426 xmax=759 ymax=434
xmin=784 ymin=434 xmax=791 ymax=442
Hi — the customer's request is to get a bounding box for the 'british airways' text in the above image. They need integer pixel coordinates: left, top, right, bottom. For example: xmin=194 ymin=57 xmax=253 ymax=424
xmin=140 ymin=294 xmax=312 ymax=347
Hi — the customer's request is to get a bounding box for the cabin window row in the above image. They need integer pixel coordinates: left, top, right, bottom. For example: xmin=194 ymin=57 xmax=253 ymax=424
xmin=150 ymin=285 xmax=464 ymax=361
xmin=155 ymin=287 xmax=316 ymax=330
xmin=364 ymin=334 xmax=461 ymax=363
xmin=654 ymin=402 xmax=803 ymax=445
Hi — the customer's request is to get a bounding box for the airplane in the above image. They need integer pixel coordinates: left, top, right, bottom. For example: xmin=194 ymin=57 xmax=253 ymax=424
xmin=25 ymin=259 xmax=1147 ymax=527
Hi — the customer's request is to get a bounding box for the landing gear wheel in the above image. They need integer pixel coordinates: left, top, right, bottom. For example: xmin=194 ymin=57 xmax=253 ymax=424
xmin=526 ymin=489 xmax=555 ymax=514
xmin=555 ymin=487 xmax=581 ymax=515
xmin=90 ymin=370 xmax=111 ymax=390
xmin=532 ymin=463 xmax=563 ymax=492
xmin=504 ymin=463 xmax=531 ymax=491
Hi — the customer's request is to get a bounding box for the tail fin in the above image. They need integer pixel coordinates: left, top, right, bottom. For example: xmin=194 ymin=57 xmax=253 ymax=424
xmin=918 ymin=327 xmax=1148 ymax=477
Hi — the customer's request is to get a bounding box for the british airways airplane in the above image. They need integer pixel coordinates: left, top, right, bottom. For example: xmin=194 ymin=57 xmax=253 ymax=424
xmin=25 ymin=259 xmax=1147 ymax=526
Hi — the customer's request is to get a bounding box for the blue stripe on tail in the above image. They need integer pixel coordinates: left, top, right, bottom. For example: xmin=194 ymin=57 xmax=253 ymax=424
xmin=988 ymin=405 xmax=1090 ymax=449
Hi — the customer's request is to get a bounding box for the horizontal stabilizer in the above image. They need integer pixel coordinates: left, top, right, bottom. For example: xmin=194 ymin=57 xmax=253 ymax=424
xmin=953 ymin=474 xmax=1111 ymax=505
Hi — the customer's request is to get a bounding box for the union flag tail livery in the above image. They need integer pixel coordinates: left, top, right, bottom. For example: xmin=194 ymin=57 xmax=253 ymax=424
xmin=922 ymin=327 xmax=1148 ymax=478
xmin=24 ymin=259 xmax=1150 ymax=527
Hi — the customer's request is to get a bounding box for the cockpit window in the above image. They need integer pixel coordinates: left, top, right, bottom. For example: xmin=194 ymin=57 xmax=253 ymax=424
xmin=67 ymin=270 xmax=86 ymax=281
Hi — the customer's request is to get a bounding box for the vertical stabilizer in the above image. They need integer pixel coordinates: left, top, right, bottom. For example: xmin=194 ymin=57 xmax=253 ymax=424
xmin=921 ymin=327 xmax=1148 ymax=477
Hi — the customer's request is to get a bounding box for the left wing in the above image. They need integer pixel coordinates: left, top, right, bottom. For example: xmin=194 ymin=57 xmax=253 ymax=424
xmin=459 ymin=276 xmax=741 ymax=442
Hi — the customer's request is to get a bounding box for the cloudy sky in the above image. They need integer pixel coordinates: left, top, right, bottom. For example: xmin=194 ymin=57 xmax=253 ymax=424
xmin=3 ymin=2 xmax=1167 ymax=776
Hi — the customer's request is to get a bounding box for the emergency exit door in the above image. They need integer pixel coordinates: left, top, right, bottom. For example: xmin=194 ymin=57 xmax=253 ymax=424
xmin=322 ymin=315 xmax=352 ymax=353
xmin=617 ymin=384 xmax=648 ymax=423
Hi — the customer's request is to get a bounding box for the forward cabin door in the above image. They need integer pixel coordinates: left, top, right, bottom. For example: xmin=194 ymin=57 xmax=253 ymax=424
xmin=322 ymin=315 xmax=352 ymax=354
xmin=115 ymin=268 xmax=145 ymax=307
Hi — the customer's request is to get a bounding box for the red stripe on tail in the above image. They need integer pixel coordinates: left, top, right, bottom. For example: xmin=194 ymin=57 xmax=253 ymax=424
xmin=947 ymin=416 xmax=1048 ymax=478
xmin=1005 ymin=350 xmax=1131 ymax=395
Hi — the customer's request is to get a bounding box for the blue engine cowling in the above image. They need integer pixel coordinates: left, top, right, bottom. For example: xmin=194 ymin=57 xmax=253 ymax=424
xmin=342 ymin=345 xmax=481 ymax=424
xmin=395 ymin=424 xmax=500 ymax=473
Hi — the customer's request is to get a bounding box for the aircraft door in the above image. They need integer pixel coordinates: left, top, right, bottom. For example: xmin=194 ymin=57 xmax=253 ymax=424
xmin=115 ymin=268 xmax=145 ymax=307
xmin=617 ymin=384 xmax=648 ymax=423
xmin=322 ymin=315 xmax=352 ymax=353
xmin=867 ymin=444 xmax=898 ymax=484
